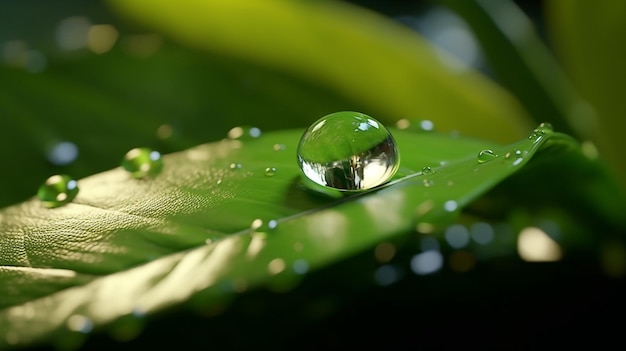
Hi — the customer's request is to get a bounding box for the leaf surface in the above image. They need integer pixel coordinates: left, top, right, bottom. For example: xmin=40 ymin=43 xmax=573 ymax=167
xmin=0 ymin=128 xmax=577 ymax=348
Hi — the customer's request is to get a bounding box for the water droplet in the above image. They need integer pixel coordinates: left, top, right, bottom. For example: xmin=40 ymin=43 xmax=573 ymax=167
xmin=47 ymin=141 xmax=79 ymax=165
xmin=121 ymin=147 xmax=163 ymax=178
xmin=421 ymin=166 xmax=432 ymax=174
xmin=272 ymin=143 xmax=286 ymax=151
xmin=477 ymin=149 xmax=497 ymax=163
xmin=265 ymin=167 xmax=277 ymax=177
xmin=297 ymin=111 xmax=400 ymax=191
xmin=38 ymin=174 xmax=79 ymax=208
xmin=504 ymin=149 xmax=522 ymax=160
xmin=229 ymin=163 xmax=242 ymax=170
xmin=227 ymin=126 xmax=262 ymax=140
xmin=538 ymin=122 xmax=554 ymax=133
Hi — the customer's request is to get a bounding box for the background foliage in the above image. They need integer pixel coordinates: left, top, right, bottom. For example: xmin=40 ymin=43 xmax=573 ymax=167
xmin=1 ymin=0 xmax=625 ymax=349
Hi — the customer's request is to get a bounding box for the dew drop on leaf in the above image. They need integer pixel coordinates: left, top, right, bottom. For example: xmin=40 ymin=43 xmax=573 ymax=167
xmin=264 ymin=167 xmax=277 ymax=177
xmin=37 ymin=174 xmax=79 ymax=208
xmin=422 ymin=166 xmax=432 ymax=174
xmin=477 ymin=149 xmax=497 ymax=163
xmin=538 ymin=122 xmax=554 ymax=133
xmin=296 ymin=111 xmax=400 ymax=191
xmin=505 ymin=149 xmax=522 ymax=160
xmin=121 ymin=147 xmax=163 ymax=178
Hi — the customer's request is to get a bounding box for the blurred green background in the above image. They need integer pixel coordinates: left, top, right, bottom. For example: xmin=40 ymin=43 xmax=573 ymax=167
xmin=1 ymin=0 xmax=625 ymax=349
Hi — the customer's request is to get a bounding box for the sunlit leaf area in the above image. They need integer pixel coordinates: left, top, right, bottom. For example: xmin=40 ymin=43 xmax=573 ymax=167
xmin=1 ymin=0 xmax=625 ymax=349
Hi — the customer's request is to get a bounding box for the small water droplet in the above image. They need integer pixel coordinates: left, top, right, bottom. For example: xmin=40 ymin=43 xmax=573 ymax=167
xmin=538 ymin=122 xmax=554 ymax=133
xmin=38 ymin=174 xmax=79 ymax=208
xmin=265 ymin=167 xmax=277 ymax=177
xmin=121 ymin=147 xmax=163 ymax=178
xmin=272 ymin=143 xmax=286 ymax=151
xmin=504 ymin=149 xmax=522 ymax=160
xmin=477 ymin=149 xmax=497 ymax=163
xmin=216 ymin=179 xmax=222 ymax=185
xmin=229 ymin=163 xmax=242 ymax=170
xmin=421 ymin=166 xmax=432 ymax=174
xmin=297 ymin=111 xmax=400 ymax=191
xmin=227 ymin=126 xmax=261 ymax=140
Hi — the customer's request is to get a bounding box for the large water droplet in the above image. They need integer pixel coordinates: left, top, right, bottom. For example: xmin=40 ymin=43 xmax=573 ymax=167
xmin=297 ymin=111 xmax=400 ymax=191
xmin=38 ymin=174 xmax=79 ymax=208
xmin=477 ymin=149 xmax=497 ymax=163
xmin=227 ymin=126 xmax=261 ymax=140
xmin=121 ymin=147 xmax=163 ymax=178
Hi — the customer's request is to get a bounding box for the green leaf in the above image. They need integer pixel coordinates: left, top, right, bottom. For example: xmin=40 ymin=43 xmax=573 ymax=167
xmin=106 ymin=0 xmax=533 ymax=142
xmin=546 ymin=0 xmax=626 ymax=188
xmin=0 ymin=127 xmax=581 ymax=348
xmin=436 ymin=0 xmax=582 ymax=137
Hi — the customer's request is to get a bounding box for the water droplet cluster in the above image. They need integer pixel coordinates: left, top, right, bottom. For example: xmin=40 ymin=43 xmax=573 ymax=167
xmin=297 ymin=111 xmax=400 ymax=191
